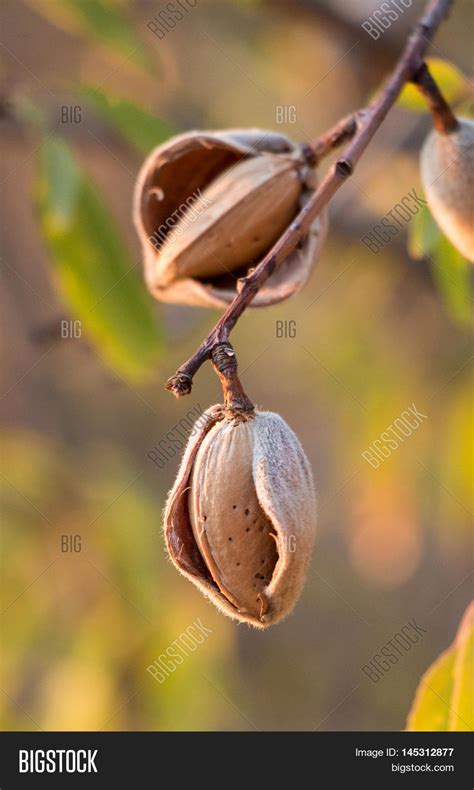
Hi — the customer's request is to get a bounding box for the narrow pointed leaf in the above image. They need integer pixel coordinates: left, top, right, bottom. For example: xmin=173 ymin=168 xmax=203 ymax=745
xmin=407 ymin=205 xmax=441 ymax=260
xmin=37 ymin=135 xmax=162 ymax=381
xmin=431 ymin=234 xmax=472 ymax=326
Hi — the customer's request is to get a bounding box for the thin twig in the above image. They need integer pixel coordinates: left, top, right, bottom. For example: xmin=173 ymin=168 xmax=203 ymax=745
xmin=166 ymin=0 xmax=455 ymax=404
xmin=303 ymin=112 xmax=363 ymax=165
xmin=412 ymin=62 xmax=459 ymax=132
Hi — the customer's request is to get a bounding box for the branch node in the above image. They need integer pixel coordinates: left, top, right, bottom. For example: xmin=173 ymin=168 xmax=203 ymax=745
xmin=211 ymin=343 xmax=254 ymax=414
xmin=165 ymin=372 xmax=193 ymax=398
xmin=211 ymin=343 xmax=237 ymax=375
xmin=300 ymin=142 xmax=317 ymax=166
xmin=336 ymin=159 xmax=353 ymax=177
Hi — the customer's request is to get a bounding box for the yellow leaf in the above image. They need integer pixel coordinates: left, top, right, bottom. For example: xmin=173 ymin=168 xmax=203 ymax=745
xmin=449 ymin=602 xmax=474 ymax=730
xmin=406 ymin=601 xmax=474 ymax=731
xmin=406 ymin=647 xmax=455 ymax=731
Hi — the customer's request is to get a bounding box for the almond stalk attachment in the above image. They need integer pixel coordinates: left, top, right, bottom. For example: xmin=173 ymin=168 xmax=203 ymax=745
xmin=133 ymin=129 xmax=327 ymax=308
xmin=164 ymin=405 xmax=316 ymax=628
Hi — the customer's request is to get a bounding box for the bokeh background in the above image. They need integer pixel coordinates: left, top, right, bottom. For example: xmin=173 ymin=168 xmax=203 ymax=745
xmin=1 ymin=0 xmax=472 ymax=731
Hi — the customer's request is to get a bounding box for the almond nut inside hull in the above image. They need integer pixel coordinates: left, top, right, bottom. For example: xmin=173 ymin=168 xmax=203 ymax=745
xmin=155 ymin=154 xmax=302 ymax=285
xmin=188 ymin=421 xmax=278 ymax=617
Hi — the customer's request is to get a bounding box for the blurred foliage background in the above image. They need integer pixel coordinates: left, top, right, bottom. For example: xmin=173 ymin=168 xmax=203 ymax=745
xmin=1 ymin=0 xmax=472 ymax=731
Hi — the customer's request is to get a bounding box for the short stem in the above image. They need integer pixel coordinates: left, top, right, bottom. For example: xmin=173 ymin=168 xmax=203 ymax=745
xmin=303 ymin=112 xmax=363 ymax=164
xmin=412 ymin=62 xmax=459 ymax=132
xmin=211 ymin=343 xmax=254 ymax=415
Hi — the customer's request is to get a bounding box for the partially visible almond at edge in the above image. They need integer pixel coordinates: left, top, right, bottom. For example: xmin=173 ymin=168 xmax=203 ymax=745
xmin=420 ymin=117 xmax=474 ymax=262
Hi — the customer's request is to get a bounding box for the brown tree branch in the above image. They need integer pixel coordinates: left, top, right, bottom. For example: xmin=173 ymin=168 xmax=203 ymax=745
xmin=166 ymin=0 xmax=456 ymax=406
xmin=302 ymin=112 xmax=362 ymax=165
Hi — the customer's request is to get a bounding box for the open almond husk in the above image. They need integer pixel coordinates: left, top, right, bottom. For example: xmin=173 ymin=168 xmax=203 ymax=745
xmin=133 ymin=129 xmax=328 ymax=308
xmin=164 ymin=405 xmax=317 ymax=628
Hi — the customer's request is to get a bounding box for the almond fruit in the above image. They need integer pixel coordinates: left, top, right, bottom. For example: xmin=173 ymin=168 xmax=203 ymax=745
xmin=164 ymin=405 xmax=316 ymax=628
xmin=420 ymin=117 xmax=474 ymax=262
xmin=154 ymin=154 xmax=302 ymax=285
xmin=133 ymin=129 xmax=328 ymax=308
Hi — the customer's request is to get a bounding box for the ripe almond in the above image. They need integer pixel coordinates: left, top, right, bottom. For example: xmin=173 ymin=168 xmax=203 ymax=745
xmin=154 ymin=154 xmax=302 ymax=285
xmin=164 ymin=405 xmax=317 ymax=628
xmin=188 ymin=417 xmax=278 ymax=618
xmin=420 ymin=117 xmax=474 ymax=262
xmin=133 ymin=129 xmax=328 ymax=308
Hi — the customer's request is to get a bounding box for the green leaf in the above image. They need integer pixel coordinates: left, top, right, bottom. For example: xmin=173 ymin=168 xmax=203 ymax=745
xmin=13 ymin=96 xmax=48 ymax=132
xmin=27 ymin=0 xmax=151 ymax=71
xmin=408 ymin=205 xmax=441 ymax=260
xmin=80 ymin=86 xmax=175 ymax=154
xmin=431 ymin=233 xmax=472 ymax=326
xmin=40 ymin=135 xmax=81 ymax=228
xmin=408 ymin=203 xmax=472 ymax=326
xmin=37 ymin=135 xmax=162 ymax=381
xmin=399 ymin=58 xmax=469 ymax=112
xmin=406 ymin=602 xmax=474 ymax=731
